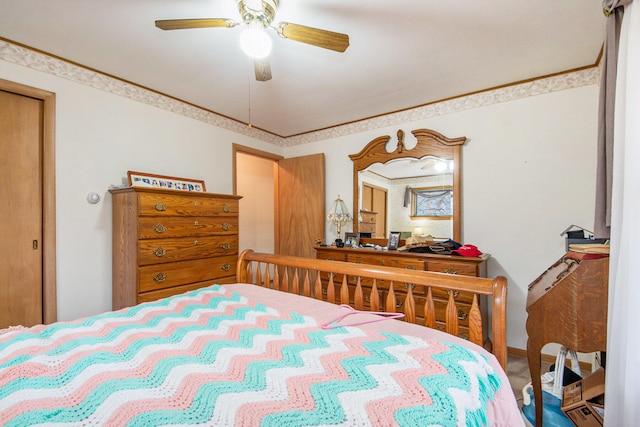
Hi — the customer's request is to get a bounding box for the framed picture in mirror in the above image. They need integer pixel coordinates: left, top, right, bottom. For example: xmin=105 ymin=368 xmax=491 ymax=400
xmin=344 ymin=232 xmax=360 ymax=247
xmin=388 ymin=232 xmax=401 ymax=250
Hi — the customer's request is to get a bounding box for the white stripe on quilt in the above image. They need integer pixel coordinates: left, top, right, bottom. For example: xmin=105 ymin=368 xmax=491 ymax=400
xmin=2 ymin=303 xmax=277 ymax=409
xmin=26 ymin=311 xmax=318 ymax=427
xmin=162 ymin=326 xmax=370 ymax=427
xmin=0 ymin=288 xmax=229 ymax=357
xmin=447 ymin=358 xmax=496 ymax=425
xmin=328 ymin=333 xmax=430 ymax=427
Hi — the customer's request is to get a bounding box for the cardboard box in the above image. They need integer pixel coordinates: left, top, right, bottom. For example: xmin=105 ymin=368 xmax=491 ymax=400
xmin=562 ymin=368 xmax=605 ymax=427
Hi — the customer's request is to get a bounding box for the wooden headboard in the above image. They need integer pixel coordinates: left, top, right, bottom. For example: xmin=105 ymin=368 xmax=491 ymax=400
xmin=236 ymin=250 xmax=508 ymax=370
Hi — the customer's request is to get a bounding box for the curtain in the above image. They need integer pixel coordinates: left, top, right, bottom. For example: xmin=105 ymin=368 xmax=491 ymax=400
xmin=595 ymin=0 xmax=632 ymax=238
xmin=604 ymin=1 xmax=639 ymax=425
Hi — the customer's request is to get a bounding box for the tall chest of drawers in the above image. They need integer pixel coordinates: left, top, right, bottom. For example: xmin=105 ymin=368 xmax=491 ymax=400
xmin=110 ymin=187 xmax=241 ymax=310
xmin=315 ymin=246 xmax=490 ymax=345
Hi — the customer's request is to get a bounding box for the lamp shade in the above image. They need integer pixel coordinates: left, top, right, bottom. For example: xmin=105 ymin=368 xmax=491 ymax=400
xmin=327 ymin=195 xmax=352 ymax=239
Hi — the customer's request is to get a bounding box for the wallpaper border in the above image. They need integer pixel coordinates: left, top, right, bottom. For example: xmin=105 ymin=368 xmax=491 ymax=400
xmin=1 ymin=40 xmax=599 ymax=148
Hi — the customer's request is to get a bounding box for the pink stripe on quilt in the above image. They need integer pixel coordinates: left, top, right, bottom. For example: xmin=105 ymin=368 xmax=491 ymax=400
xmin=0 ymin=293 xmax=243 ymax=388
xmin=1 ymin=297 xmax=277 ymax=419
xmin=102 ymin=315 xmax=317 ymax=425
xmin=364 ymin=340 xmax=450 ymax=423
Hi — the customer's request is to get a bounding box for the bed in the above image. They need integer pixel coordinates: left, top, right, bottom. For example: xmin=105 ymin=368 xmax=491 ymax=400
xmin=0 ymin=250 xmax=523 ymax=426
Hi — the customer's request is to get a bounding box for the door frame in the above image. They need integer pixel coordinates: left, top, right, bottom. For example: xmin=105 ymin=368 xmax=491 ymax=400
xmin=232 ymin=143 xmax=283 ymax=251
xmin=1 ymin=79 xmax=57 ymax=323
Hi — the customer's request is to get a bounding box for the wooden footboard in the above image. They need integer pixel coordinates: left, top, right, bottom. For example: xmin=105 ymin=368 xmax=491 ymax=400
xmin=236 ymin=249 xmax=508 ymax=370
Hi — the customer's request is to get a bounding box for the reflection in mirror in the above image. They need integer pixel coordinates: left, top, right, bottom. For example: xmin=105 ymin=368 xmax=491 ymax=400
xmin=350 ymin=129 xmax=467 ymax=242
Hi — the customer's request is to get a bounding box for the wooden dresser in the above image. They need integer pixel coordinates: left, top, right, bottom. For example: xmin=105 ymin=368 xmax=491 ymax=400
xmin=358 ymin=210 xmax=377 ymax=235
xmin=315 ymin=246 xmax=490 ymax=344
xmin=110 ymin=187 xmax=241 ymax=310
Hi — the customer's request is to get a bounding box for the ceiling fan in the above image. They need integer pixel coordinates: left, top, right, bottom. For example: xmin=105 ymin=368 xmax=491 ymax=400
xmin=155 ymin=0 xmax=350 ymax=82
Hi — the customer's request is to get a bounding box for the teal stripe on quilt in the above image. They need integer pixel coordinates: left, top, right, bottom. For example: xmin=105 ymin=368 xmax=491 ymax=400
xmin=3 ymin=287 xmax=279 ymax=426
xmin=0 ymin=285 xmax=230 ymax=368
xmin=126 ymin=311 xmax=330 ymax=426
xmin=260 ymin=329 xmax=411 ymax=427
xmin=394 ymin=342 xmax=501 ymax=427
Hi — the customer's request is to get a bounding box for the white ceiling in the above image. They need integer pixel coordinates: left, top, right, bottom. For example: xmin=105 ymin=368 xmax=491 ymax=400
xmin=0 ymin=0 xmax=606 ymax=138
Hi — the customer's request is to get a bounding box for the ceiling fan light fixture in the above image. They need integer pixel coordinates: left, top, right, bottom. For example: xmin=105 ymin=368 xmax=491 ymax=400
xmin=239 ymin=25 xmax=272 ymax=59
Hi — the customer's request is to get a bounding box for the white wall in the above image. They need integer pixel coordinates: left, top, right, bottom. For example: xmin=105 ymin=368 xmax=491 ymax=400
xmin=284 ymin=85 xmax=599 ymax=351
xmin=0 ymin=58 xmax=281 ymax=321
xmin=1 ymin=49 xmax=600 ymax=352
xmin=237 ymin=153 xmax=275 ymax=254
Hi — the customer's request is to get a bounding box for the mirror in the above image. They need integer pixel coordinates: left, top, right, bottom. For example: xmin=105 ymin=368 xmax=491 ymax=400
xmin=350 ymin=128 xmax=467 ymax=242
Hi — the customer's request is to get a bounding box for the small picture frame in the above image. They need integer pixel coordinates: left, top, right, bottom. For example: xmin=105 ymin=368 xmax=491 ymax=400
xmin=127 ymin=171 xmax=206 ymax=192
xmin=344 ymin=232 xmax=360 ymax=247
xmin=388 ymin=232 xmax=401 ymax=250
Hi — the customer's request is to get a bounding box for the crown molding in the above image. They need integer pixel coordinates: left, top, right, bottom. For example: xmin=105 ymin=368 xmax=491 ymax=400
xmin=1 ymin=39 xmax=599 ymax=148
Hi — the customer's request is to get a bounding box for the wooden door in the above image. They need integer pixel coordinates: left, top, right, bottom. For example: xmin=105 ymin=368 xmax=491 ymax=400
xmin=371 ymin=187 xmax=387 ymax=238
xmin=362 ymin=183 xmax=387 ymax=238
xmin=0 ymin=89 xmax=44 ymax=328
xmin=277 ymin=154 xmax=325 ymax=258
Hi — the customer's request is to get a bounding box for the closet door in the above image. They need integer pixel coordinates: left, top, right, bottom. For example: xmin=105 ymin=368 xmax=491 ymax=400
xmin=0 ymin=89 xmax=43 ymax=328
xmin=277 ymin=154 xmax=325 ymax=258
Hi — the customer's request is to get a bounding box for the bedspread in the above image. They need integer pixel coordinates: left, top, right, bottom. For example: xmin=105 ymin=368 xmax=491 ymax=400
xmin=0 ymin=285 xmax=517 ymax=427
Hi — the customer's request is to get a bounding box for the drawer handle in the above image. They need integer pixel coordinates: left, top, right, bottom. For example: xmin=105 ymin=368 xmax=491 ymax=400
xmin=153 ymin=247 xmax=166 ymax=257
xmin=381 ymin=260 xmax=385 ymax=266
xmin=194 ymin=240 xmax=199 ymax=246
xmin=194 ymin=201 xmax=200 ymax=206
xmin=446 ymin=289 xmax=460 ymax=298
xmin=153 ymin=202 xmax=167 ymax=211
xmin=222 ymin=223 xmax=231 ymax=231
xmin=326 ymin=257 xmax=335 ymax=261
xmin=396 ymin=301 xmax=404 ymax=308
xmin=194 ymin=220 xmax=199 ymax=226
xmin=443 ymin=268 xmax=458 ymax=275
xmin=153 ymin=223 xmax=166 ymax=233
xmin=404 ymin=283 xmax=416 ymax=290
xmin=405 ymin=265 xmax=416 ymax=270
xmin=153 ymin=273 xmax=167 ymax=283
xmin=221 ymin=263 xmax=231 ymax=272
xmin=221 ymin=242 xmax=231 ymax=250
xmin=458 ymin=310 xmax=468 ymax=320
xmin=222 ymin=205 xmax=230 ymax=213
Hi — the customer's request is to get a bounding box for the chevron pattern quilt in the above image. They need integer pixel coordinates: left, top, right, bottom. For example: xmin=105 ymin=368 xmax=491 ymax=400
xmin=0 ymin=285 xmax=502 ymax=426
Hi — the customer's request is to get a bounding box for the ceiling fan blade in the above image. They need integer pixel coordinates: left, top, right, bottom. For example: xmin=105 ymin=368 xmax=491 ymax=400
xmin=276 ymin=22 xmax=349 ymax=53
xmin=254 ymin=58 xmax=272 ymax=81
xmin=155 ymin=18 xmax=237 ymax=30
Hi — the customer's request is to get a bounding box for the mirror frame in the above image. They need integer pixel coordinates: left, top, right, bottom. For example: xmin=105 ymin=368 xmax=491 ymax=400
xmin=350 ymin=128 xmax=467 ymax=242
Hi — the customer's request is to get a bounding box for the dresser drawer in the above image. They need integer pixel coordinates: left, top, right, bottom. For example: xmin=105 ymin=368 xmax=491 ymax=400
xmin=426 ymin=260 xmax=477 ymax=276
xmin=138 ymin=235 xmax=238 ymax=265
xmin=138 ymin=193 xmax=239 ymax=217
xmin=138 ymin=255 xmax=237 ymax=293
xmin=138 ymin=216 xmax=238 ymax=239
xmin=316 ymin=251 xmax=347 ymax=262
xmin=137 ymin=277 xmax=238 ymax=304
xmin=347 ymin=253 xmax=424 ymax=270
xmin=359 ymin=223 xmax=376 ymax=233
xmin=413 ymin=295 xmax=472 ymax=327
xmin=359 ymin=211 xmax=376 ymax=223
xmin=433 ymin=322 xmax=470 ymax=341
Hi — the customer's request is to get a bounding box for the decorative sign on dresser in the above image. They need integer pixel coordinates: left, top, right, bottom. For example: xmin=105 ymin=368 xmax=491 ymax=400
xmin=315 ymin=246 xmax=491 ymax=347
xmin=109 ymin=187 xmax=241 ymax=310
